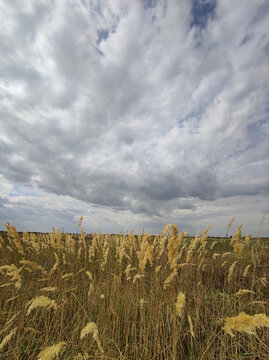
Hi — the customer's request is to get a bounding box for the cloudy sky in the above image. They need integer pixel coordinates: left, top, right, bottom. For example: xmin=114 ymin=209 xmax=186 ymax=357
xmin=0 ymin=0 xmax=268 ymax=236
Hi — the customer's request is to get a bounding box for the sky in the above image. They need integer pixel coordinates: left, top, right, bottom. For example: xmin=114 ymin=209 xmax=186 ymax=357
xmin=0 ymin=0 xmax=269 ymax=236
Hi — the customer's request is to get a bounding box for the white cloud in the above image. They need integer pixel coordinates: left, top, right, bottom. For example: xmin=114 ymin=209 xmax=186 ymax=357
xmin=0 ymin=0 xmax=268 ymax=235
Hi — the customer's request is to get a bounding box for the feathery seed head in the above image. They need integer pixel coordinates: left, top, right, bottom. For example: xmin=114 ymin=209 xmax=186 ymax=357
xmin=80 ymin=322 xmax=103 ymax=354
xmin=37 ymin=342 xmax=66 ymax=360
xmin=223 ymin=312 xmax=269 ymax=337
xmin=175 ymin=292 xmax=185 ymax=317
xmin=26 ymin=296 xmax=57 ymax=315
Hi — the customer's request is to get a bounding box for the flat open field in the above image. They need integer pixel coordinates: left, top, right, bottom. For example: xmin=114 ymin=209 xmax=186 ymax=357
xmin=0 ymin=223 xmax=269 ymax=359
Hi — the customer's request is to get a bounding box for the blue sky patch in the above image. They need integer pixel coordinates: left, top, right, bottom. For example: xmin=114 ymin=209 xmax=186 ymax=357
xmin=190 ymin=0 xmax=217 ymax=28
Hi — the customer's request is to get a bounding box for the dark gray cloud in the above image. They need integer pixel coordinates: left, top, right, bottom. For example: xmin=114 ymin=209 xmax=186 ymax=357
xmin=0 ymin=0 xmax=268 ymax=235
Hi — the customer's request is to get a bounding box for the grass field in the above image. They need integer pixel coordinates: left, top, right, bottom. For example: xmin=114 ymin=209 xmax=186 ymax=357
xmin=0 ymin=221 xmax=268 ymax=359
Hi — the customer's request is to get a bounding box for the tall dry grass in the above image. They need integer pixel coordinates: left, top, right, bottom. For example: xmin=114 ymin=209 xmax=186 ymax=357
xmin=0 ymin=220 xmax=268 ymax=359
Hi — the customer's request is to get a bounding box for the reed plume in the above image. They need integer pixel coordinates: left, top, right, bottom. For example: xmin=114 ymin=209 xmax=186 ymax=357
xmin=0 ymin=264 xmax=22 ymax=289
xmin=228 ymin=261 xmax=237 ymax=283
xmin=80 ymin=322 xmax=103 ymax=354
xmin=243 ymin=264 xmax=251 ymax=277
xmin=175 ymin=292 xmax=185 ymax=317
xmin=20 ymin=260 xmax=47 ymax=274
xmin=223 ymin=312 xmax=269 ymax=337
xmin=226 ymin=217 xmax=235 ymax=236
xmin=26 ymin=296 xmax=57 ymax=315
xmin=37 ymin=342 xmax=66 ymax=360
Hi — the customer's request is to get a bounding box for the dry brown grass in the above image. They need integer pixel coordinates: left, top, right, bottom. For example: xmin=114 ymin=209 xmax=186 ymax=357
xmin=0 ymin=221 xmax=268 ymax=359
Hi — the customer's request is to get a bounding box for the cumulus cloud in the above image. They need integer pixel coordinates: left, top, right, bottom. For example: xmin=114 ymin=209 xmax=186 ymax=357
xmin=0 ymin=0 xmax=268 ymax=235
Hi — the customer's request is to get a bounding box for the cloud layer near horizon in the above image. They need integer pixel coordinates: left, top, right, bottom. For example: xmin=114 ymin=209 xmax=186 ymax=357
xmin=0 ymin=0 xmax=269 ymax=235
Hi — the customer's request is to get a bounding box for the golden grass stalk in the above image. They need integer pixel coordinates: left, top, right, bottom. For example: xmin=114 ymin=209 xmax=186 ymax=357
xmin=186 ymin=249 xmax=193 ymax=263
xmin=222 ymin=252 xmax=232 ymax=258
xmin=259 ymin=277 xmax=267 ymax=287
xmin=77 ymin=216 xmax=83 ymax=228
xmin=248 ymin=301 xmax=267 ymax=305
xmin=37 ymin=342 xmax=66 ymax=360
xmin=164 ymin=270 xmax=177 ymax=289
xmin=233 ymin=242 xmax=244 ymax=259
xmin=124 ymin=264 xmax=136 ymax=278
xmin=6 ymin=295 xmax=19 ymax=303
xmin=62 ymin=253 xmax=67 ymax=265
xmin=0 ymin=264 xmax=22 ymax=289
xmin=201 ymin=225 xmax=213 ymax=248
xmin=0 ymin=327 xmax=17 ymax=350
xmin=139 ymin=298 xmax=145 ymax=311
xmin=66 ymin=234 xmax=76 ymax=255
xmin=102 ymin=246 xmax=110 ymax=268
xmin=26 ymin=296 xmax=57 ymax=316
xmin=136 ymin=234 xmax=152 ymax=274
xmin=50 ymin=252 xmax=59 ymax=274
xmin=0 ymin=311 xmax=20 ymax=336
xmin=230 ymin=224 xmax=243 ymax=246
xmin=178 ymin=243 xmax=188 ymax=260
xmin=5 ymin=223 xmax=24 ymax=255
xmin=145 ymin=232 xmax=154 ymax=266
xmin=86 ymin=283 xmax=93 ymax=297
xmin=228 ymin=261 xmax=237 ymax=283
xmin=76 ymin=267 xmax=85 ymax=275
xmin=177 ymin=263 xmax=189 ymax=269
xmin=61 ymin=273 xmax=73 ymax=279
xmin=29 ymin=233 xmax=40 ymax=253
xmin=5 ymin=312 xmax=20 ymax=327
xmin=235 ymin=289 xmax=255 ymax=296
xmin=223 ymin=312 xmax=269 ymax=337
xmin=161 ymin=223 xmax=172 ymax=238
xmin=226 ymin=217 xmax=235 ymax=236
xmin=40 ymin=287 xmax=57 ymax=292
xmin=20 ymin=260 xmax=47 ymax=274
xmin=80 ymin=322 xmax=104 ymax=354
xmin=244 ymin=234 xmax=252 ymax=244
xmin=189 ymin=232 xmax=200 ymax=252
xmin=258 ymin=210 xmax=268 ymax=239
xmin=167 ymin=224 xmax=179 ymax=269
xmin=210 ymin=241 xmax=217 ymax=250
xmin=0 ymin=283 xmax=13 ymax=288
xmin=132 ymin=274 xmax=144 ymax=284
xmin=243 ymin=264 xmax=251 ymax=277
xmin=175 ymin=292 xmax=185 ymax=317
xmin=188 ymin=315 xmax=195 ymax=338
